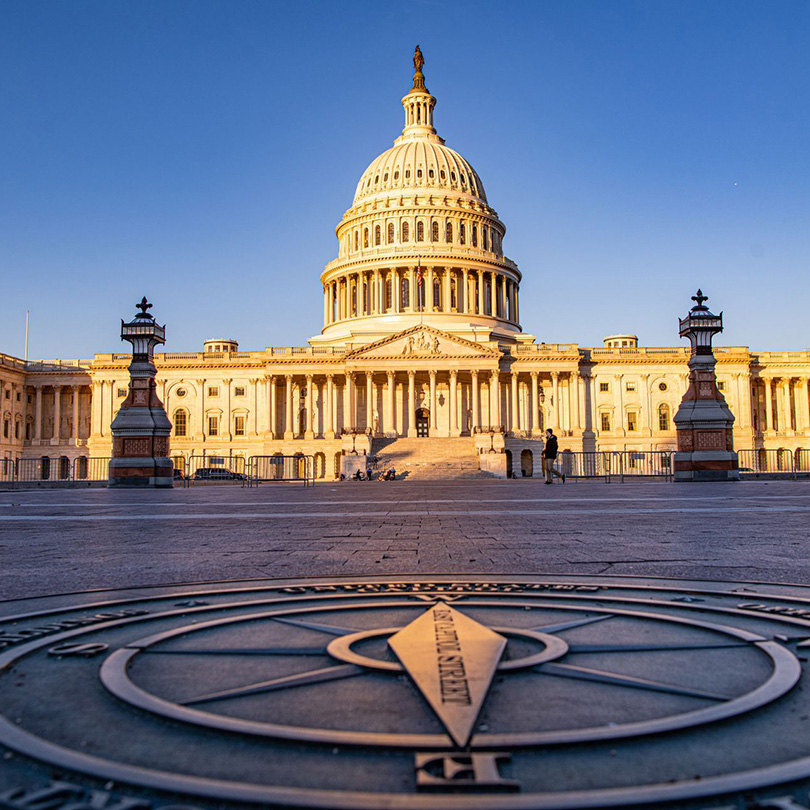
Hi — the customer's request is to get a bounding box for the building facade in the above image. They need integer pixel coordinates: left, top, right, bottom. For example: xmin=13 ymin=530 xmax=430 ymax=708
xmin=2 ymin=53 xmax=809 ymax=480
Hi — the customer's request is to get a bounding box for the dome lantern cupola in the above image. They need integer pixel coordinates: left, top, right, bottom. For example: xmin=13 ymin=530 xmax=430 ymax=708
xmin=399 ymin=45 xmax=439 ymax=143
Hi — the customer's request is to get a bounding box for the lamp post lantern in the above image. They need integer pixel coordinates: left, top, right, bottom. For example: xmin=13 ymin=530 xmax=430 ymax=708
xmin=108 ymin=297 xmax=173 ymax=488
xmin=673 ymin=290 xmax=739 ymax=482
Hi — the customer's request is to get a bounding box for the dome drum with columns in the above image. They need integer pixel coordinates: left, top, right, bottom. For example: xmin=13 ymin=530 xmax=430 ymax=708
xmin=2 ymin=48 xmax=809 ymax=482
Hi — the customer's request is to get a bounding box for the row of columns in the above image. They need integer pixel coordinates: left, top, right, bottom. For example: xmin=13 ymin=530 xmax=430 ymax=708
xmin=22 ymin=384 xmax=90 ymax=443
xmin=325 ymin=267 xmax=519 ymax=325
xmin=253 ymin=369 xmax=579 ymax=440
xmin=755 ymin=377 xmax=810 ymax=434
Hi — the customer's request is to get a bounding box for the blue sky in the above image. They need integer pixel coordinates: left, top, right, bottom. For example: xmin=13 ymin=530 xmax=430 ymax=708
xmin=1 ymin=0 xmax=808 ymax=358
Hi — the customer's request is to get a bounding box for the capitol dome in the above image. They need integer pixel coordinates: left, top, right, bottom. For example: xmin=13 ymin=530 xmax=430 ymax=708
xmin=314 ymin=47 xmax=522 ymax=347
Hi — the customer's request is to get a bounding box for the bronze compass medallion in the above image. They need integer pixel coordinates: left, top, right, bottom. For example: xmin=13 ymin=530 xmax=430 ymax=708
xmin=4 ymin=575 xmax=810 ymax=809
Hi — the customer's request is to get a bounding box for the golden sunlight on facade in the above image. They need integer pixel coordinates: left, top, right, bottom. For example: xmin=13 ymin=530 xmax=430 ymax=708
xmin=2 ymin=49 xmax=809 ymax=480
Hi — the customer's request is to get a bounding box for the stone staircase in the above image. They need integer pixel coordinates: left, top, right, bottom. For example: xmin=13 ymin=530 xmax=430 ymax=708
xmin=371 ymin=437 xmax=493 ymax=480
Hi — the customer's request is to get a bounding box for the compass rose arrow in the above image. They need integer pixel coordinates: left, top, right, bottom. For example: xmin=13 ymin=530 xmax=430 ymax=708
xmin=388 ymin=604 xmax=506 ymax=748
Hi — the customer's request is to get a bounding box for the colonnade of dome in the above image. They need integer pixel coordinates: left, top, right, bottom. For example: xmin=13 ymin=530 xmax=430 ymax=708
xmin=316 ymin=50 xmax=522 ymax=345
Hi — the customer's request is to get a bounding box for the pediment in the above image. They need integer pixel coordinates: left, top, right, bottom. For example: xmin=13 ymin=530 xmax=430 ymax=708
xmin=344 ymin=326 xmax=500 ymax=361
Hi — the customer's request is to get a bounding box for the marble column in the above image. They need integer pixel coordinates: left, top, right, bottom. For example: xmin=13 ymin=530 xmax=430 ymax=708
xmin=478 ymin=270 xmax=485 ymax=316
xmin=71 ymin=385 xmax=80 ymax=442
xmin=551 ymin=373 xmax=560 ymax=431
xmin=33 ymin=386 xmax=42 ymax=441
xmin=50 ymin=386 xmax=61 ymax=444
xmin=471 ymin=371 xmax=480 ymax=431
xmin=782 ymin=377 xmax=796 ymax=432
xmin=572 ymin=372 xmax=582 ymax=432
xmin=510 ymin=372 xmax=519 ymax=433
xmin=429 ymin=371 xmax=437 ymax=433
xmin=444 ymin=268 xmax=451 ymax=313
xmin=764 ymin=379 xmax=774 ymax=432
xmin=325 ymin=375 xmax=335 ymax=439
xmin=530 ymin=371 xmax=540 ymax=434
xmin=284 ymin=375 xmax=294 ymax=440
xmin=407 ymin=371 xmax=416 ymax=437
xmin=386 ymin=371 xmax=396 ymax=436
xmin=490 ymin=371 xmax=500 ymax=428
xmin=305 ymin=375 xmax=315 ymax=439
xmin=366 ymin=372 xmax=374 ymax=433
xmin=449 ymin=370 xmax=459 ymax=436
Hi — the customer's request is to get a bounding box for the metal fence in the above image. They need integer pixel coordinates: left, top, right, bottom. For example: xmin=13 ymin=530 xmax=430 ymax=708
xmin=555 ymin=451 xmax=674 ymax=482
xmin=173 ymin=453 xmax=248 ymax=486
xmin=245 ymin=455 xmax=314 ymax=487
xmin=0 ymin=457 xmax=111 ymax=487
xmin=737 ymin=449 xmax=806 ymax=478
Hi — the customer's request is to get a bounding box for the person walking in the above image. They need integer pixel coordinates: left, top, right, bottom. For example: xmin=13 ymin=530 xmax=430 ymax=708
xmin=542 ymin=428 xmax=565 ymax=484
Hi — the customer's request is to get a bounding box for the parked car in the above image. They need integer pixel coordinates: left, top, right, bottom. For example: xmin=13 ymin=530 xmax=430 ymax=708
xmin=193 ymin=468 xmax=245 ymax=481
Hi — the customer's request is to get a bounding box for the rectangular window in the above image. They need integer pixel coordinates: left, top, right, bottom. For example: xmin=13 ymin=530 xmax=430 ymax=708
xmin=3 ymin=420 xmax=8 ymax=438
xmin=234 ymin=416 xmax=246 ymax=436
xmin=4 ymin=390 xmax=9 ymax=399
xmin=208 ymin=387 xmax=219 ymax=398
xmin=599 ymin=382 xmax=609 ymax=393
xmin=625 ymin=382 xmax=636 ymax=392
xmin=16 ymin=392 xmax=20 ymax=401
xmin=234 ymin=387 xmax=246 ymax=397
xmin=717 ymin=381 xmax=725 ymax=390
xmin=627 ymin=412 xmax=637 ymax=431
xmin=117 ymin=388 xmax=127 ymax=398
xmin=207 ymin=416 xmax=219 ymax=436
xmin=600 ymin=412 xmax=611 ymax=432
xmin=14 ymin=422 xmax=20 ymax=439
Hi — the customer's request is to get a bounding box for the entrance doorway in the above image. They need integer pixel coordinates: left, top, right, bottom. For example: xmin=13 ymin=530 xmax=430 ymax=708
xmin=415 ymin=408 xmax=430 ymax=437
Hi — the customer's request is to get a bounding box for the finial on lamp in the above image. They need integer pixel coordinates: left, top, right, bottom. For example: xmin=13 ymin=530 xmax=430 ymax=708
xmin=136 ymin=297 xmax=153 ymax=317
xmin=691 ymin=289 xmax=708 ymax=309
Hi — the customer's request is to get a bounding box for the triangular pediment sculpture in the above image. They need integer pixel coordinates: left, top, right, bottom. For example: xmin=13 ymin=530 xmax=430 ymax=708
xmin=344 ymin=325 xmax=500 ymax=361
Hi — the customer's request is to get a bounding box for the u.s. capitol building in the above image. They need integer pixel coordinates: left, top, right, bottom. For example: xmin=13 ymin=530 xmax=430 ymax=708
xmin=1 ymin=50 xmax=808 ymax=480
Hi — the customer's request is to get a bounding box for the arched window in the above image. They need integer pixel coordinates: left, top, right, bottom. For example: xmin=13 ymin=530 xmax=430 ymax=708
xmin=416 ymin=221 xmax=424 ymax=242
xmin=385 ymin=277 xmax=392 ymax=310
xmin=402 ymin=222 xmax=409 ymax=242
xmin=482 ymin=227 xmax=489 ymax=250
xmin=362 ymin=282 xmax=368 ymax=313
xmin=445 ymin=221 xmax=452 ymax=242
xmin=450 ymin=278 xmax=457 ymax=310
xmin=401 ymin=277 xmax=410 ymax=309
xmin=459 ymin=223 xmax=466 ymax=245
xmin=363 ymin=228 xmax=369 ymax=248
xmin=472 ymin=224 xmax=478 ymax=247
xmin=658 ymin=404 xmax=670 ymax=432
xmin=354 ymin=230 xmax=359 ymax=251
xmin=433 ymin=278 xmax=441 ymax=310
xmin=351 ymin=285 xmax=357 ymax=315
xmin=387 ymin=222 xmax=394 ymax=243
xmin=374 ymin=225 xmax=381 ymax=245
xmin=174 ymin=409 xmax=187 ymax=437
xmin=432 ymin=221 xmax=439 ymax=242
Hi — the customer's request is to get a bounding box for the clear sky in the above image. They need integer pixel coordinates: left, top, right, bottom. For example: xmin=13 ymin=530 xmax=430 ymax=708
xmin=1 ymin=0 xmax=808 ymax=359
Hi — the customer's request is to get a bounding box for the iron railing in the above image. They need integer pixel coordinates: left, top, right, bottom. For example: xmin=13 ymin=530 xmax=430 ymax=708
xmin=554 ymin=451 xmax=674 ymax=482
xmin=0 ymin=456 xmax=111 ymax=487
xmin=737 ymin=449 xmax=801 ymax=478
xmin=245 ymin=455 xmax=314 ymax=487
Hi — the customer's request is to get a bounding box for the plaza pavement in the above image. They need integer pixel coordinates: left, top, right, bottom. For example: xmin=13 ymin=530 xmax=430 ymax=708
xmin=2 ymin=478 xmax=810 ymax=605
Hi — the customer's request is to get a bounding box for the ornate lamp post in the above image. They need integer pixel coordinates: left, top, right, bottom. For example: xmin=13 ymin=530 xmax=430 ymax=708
xmin=673 ymin=290 xmax=739 ymax=482
xmin=108 ymin=298 xmax=173 ymax=488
